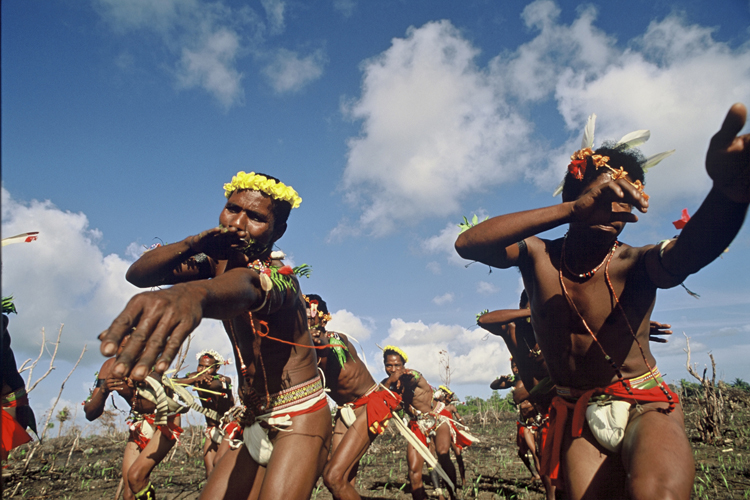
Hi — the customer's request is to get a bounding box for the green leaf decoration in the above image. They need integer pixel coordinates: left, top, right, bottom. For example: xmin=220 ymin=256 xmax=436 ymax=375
xmin=328 ymin=336 xmax=352 ymax=369
xmin=475 ymin=309 xmax=489 ymax=322
xmin=2 ymin=296 xmax=18 ymax=315
xmin=293 ymin=264 xmax=312 ymax=278
xmin=458 ymin=214 xmax=488 ymax=234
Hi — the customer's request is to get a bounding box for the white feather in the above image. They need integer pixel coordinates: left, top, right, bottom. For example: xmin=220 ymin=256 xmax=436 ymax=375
xmin=642 ymin=149 xmax=676 ymax=173
xmin=552 ymin=177 xmax=565 ymax=197
xmin=615 ymin=130 xmax=650 ymax=150
xmin=581 ymin=114 xmax=596 ymax=149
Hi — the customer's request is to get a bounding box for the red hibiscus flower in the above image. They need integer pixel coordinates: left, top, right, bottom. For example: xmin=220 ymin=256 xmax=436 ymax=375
xmin=278 ymin=265 xmax=294 ymax=275
xmin=568 ymin=159 xmax=586 ymax=180
xmin=672 ymin=208 xmax=690 ymax=230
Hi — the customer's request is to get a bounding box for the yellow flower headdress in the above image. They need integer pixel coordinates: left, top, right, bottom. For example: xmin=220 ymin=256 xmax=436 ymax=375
xmin=438 ymin=385 xmax=454 ymax=397
xmin=224 ymin=171 xmax=302 ymax=209
xmin=383 ymin=345 xmax=409 ymax=363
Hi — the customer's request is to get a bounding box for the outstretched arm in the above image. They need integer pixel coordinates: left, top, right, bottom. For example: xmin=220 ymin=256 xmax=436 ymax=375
xmin=100 ymin=267 xmax=266 ymax=380
xmin=84 ymin=359 xmax=115 ymax=421
xmin=648 ymin=104 xmax=750 ymax=286
xmin=126 ymin=226 xmax=250 ymax=287
xmin=455 ymin=180 xmax=648 ymax=268
xmin=477 ymin=308 xmax=530 ymax=332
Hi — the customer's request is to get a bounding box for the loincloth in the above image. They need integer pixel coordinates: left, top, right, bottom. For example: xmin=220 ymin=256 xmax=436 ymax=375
xmin=539 ymin=368 xmax=678 ymax=488
xmin=128 ymin=413 xmax=183 ymax=451
xmin=407 ymin=403 xmax=477 ymax=449
xmin=204 ymin=417 xmax=244 ymax=448
xmin=1 ymin=388 xmax=33 ymax=461
xmin=338 ymin=384 xmax=401 ymax=436
xmin=242 ymin=376 xmax=328 ymax=466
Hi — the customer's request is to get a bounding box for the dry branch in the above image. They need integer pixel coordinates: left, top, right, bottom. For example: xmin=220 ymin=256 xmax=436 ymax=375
xmin=684 ymin=333 xmax=725 ymax=443
xmin=21 ymin=343 xmax=87 ymax=475
xmin=26 ymin=324 xmax=65 ymax=394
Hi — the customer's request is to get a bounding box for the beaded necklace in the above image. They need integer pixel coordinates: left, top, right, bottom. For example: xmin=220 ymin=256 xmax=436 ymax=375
xmin=558 ymin=238 xmax=675 ymax=413
xmin=562 ymin=233 xmax=617 ymax=279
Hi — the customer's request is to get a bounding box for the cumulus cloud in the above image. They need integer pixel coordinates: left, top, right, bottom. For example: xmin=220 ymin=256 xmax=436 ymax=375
xmin=339 ymin=1 xmax=750 ymax=235
xmin=176 ymin=28 xmax=245 ymax=108
xmin=93 ymin=0 xmax=262 ymax=108
xmin=260 ymin=0 xmax=285 ymax=35
xmin=432 ymin=293 xmax=454 ymax=305
xmin=262 ymin=48 xmax=326 ymax=93
xmin=378 ymin=319 xmax=510 ymax=384
xmin=340 ymin=20 xmax=533 ymax=236
xmin=421 ymin=222 xmax=467 ymax=266
xmin=477 ymin=281 xmax=499 ymax=294
xmin=493 ymin=2 xmax=750 ymax=198
xmin=1 ymin=187 xmax=141 ymax=363
xmin=326 ymin=309 xmax=373 ymax=341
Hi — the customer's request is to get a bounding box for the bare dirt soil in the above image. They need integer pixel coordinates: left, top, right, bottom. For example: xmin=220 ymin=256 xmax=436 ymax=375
xmin=3 ymin=390 xmax=750 ymax=499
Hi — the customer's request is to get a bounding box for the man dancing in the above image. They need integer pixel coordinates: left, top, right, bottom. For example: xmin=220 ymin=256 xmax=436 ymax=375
xmin=85 ymin=334 xmax=183 ymax=500
xmin=2 ymin=300 xmax=36 ymax=463
xmin=382 ymin=346 xmax=457 ymax=500
xmin=172 ymin=349 xmax=234 ymax=477
xmin=432 ymin=386 xmax=475 ymax=488
xmin=456 ymin=104 xmax=750 ymax=499
xmin=100 ymin=171 xmax=331 ymax=500
xmin=305 ymin=294 xmax=400 ymax=500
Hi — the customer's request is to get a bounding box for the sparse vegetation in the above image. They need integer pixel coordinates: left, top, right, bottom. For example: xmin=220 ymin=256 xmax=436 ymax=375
xmin=3 ymin=384 xmax=750 ymax=498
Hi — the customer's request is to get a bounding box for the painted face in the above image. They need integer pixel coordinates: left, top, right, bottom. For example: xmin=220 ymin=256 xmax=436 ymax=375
xmin=219 ymin=190 xmax=280 ymax=259
xmin=384 ymin=353 xmax=405 ymax=379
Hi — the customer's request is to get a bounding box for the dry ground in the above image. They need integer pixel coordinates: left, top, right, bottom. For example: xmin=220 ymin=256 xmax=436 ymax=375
xmin=3 ymin=389 xmax=750 ymax=499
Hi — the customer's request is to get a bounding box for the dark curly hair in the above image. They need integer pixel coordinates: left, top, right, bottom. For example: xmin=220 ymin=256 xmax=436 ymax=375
xmin=561 ymin=143 xmax=646 ymax=202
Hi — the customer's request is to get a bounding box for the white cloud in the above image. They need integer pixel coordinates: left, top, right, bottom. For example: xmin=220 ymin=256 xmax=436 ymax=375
xmin=1 ymin=187 xmax=141 ymax=363
xmin=477 ymin=281 xmax=499 ymax=294
xmin=421 ymin=222 xmax=466 ymax=266
xmin=341 ymin=20 xmax=533 ymax=236
xmin=432 ymin=293 xmax=454 ymax=305
xmin=379 ymin=319 xmax=510 ymax=385
xmin=494 ymin=2 xmax=750 ymax=199
xmin=426 ymin=261 xmax=441 ymax=274
xmin=93 ymin=0 xmax=260 ymax=108
xmin=176 ymin=28 xmax=245 ymax=109
xmin=339 ymin=2 xmax=750 ymax=235
xmin=262 ymin=48 xmax=326 ymax=93
xmin=326 ymin=309 xmax=373 ymax=341
xmin=260 ymin=0 xmax=285 ymax=35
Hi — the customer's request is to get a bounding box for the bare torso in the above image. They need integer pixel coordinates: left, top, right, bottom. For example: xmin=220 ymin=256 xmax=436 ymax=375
xmin=317 ymin=332 xmax=376 ymax=406
xmin=522 ymin=238 xmax=658 ymax=389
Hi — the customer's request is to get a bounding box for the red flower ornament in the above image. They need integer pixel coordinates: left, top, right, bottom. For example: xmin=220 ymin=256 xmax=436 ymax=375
xmin=672 ymin=208 xmax=690 ymax=230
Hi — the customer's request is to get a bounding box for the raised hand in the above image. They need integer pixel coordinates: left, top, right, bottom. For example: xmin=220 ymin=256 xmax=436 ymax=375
xmin=188 ymin=226 xmax=249 ymax=260
xmin=570 ymin=177 xmax=649 ymax=227
xmin=707 ymin=103 xmax=750 ymax=203
xmin=648 ymin=321 xmax=673 ymax=343
xmin=99 ymin=285 xmax=204 ymax=381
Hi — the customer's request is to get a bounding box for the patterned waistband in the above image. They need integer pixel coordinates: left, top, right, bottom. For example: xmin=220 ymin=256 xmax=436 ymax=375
xmin=628 ymin=368 xmax=663 ymax=389
xmin=2 ymin=387 xmax=29 ymax=406
xmin=556 ymin=367 xmax=664 ymax=400
xmin=257 ymin=376 xmax=324 ymax=415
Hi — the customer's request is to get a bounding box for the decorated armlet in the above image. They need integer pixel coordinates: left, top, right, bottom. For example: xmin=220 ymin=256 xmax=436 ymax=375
xmin=248 ymin=260 xmax=313 ymax=294
xmin=326 ymin=332 xmax=354 ymax=369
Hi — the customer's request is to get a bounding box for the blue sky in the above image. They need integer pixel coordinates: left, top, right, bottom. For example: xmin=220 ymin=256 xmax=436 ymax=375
xmin=2 ymin=0 xmax=750 ymax=432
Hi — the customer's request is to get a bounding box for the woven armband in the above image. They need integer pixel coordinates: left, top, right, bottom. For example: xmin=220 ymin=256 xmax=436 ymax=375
xmin=517 ymin=239 xmax=528 ymax=258
xmin=657 ymin=238 xmax=683 ymax=278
